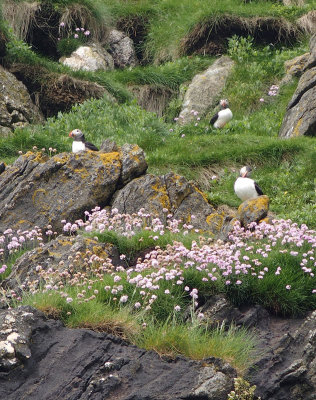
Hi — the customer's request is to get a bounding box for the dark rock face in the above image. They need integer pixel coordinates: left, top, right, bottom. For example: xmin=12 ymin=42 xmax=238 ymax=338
xmin=247 ymin=310 xmax=316 ymax=400
xmin=279 ymin=34 xmax=316 ymax=138
xmin=0 ymin=306 xmax=237 ymax=400
xmin=108 ymin=29 xmax=138 ymax=69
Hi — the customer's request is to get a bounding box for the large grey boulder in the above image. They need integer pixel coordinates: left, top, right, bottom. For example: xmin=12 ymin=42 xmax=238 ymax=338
xmin=108 ymin=29 xmax=138 ymax=68
xmin=279 ymin=34 xmax=316 ymax=138
xmin=0 ymin=66 xmax=44 ymax=135
xmin=0 ymin=144 xmax=147 ymax=233
xmin=111 ymin=172 xmax=228 ymax=234
xmin=60 ymin=44 xmax=114 ymax=72
xmin=0 ymin=306 xmax=237 ymax=400
xmin=178 ymin=56 xmax=234 ymax=124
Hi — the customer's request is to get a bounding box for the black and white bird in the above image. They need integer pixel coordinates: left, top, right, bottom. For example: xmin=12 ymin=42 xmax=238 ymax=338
xmin=69 ymin=129 xmax=99 ymax=153
xmin=234 ymin=166 xmax=263 ymax=202
xmin=210 ymin=99 xmax=233 ymax=129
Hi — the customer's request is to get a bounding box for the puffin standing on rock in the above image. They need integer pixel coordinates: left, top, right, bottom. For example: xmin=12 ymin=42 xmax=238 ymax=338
xmin=210 ymin=99 xmax=233 ymax=129
xmin=234 ymin=166 xmax=263 ymax=202
xmin=69 ymin=129 xmax=99 ymax=153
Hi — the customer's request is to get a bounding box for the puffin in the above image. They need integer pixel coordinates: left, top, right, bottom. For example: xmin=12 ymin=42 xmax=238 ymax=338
xmin=69 ymin=129 xmax=99 ymax=153
xmin=210 ymin=99 xmax=233 ymax=129
xmin=234 ymin=166 xmax=263 ymax=202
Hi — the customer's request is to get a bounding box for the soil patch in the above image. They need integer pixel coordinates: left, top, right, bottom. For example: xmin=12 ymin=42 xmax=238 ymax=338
xmin=181 ymin=15 xmax=302 ymax=56
xmin=9 ymin=63 xmax=109 ymax=117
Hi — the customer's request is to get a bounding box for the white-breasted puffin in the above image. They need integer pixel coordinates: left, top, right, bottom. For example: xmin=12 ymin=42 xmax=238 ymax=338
xmin=234 ymin=166 xmax=263 ymax=202
xmin=69 ymin=129 xmax=99 ymax=153
xmin=210 ymin=99 xmax=233 ymax=129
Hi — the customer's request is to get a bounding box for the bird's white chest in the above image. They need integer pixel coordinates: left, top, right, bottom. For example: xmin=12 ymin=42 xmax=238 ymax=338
xmin=214 ymin=108 xmax=233 ymax=128
xmin=72 ymin=141 xmax=86 ymax=153
xmin=234 ymin=177 xmax=258 ymax=202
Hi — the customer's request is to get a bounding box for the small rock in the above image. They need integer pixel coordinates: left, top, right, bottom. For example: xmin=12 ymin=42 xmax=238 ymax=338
xmin=237 ymin=195 xmax=269 ymax=227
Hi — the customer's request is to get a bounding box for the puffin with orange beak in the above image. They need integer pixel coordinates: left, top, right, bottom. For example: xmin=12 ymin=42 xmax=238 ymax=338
xmin=234 ymin=166 xmax=263 ymax=202
xmin=69 ymin=129 xmax=99 ymax=153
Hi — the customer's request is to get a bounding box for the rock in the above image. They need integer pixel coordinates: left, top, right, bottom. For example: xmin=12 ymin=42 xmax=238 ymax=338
xmin=0 ymin=65 xmax=44 ymax=134
xmin=284 ymin=53 xmax=310 ymax=78
xmin=1 ymin=235 xmax=120 ymax=297
xmin=0 ymin=306 xmax=237 ymax=400
xmin=279 ymin=35 xmax=316 ymax=138
xmin=237 ymin=195 xmax=269 ymax=227
xmin=246 ymin=310 xmax=316 ymax=400
xmin=120 ymin=143 xmax=148 ymax=186
xmin=60 ymin=44 xmax=114 ymax=72
xmin=178 ymin=56 xmax=234 ymax=124
xmin=0 ymin=145 xmax=147 ymax=233
xmin=111 ymin=172 xmax=220 ymax=233
xmin=0 ymin=307 xmax=34 ymax=371
xmin=108 ymin=29 xmax=138 ymax=68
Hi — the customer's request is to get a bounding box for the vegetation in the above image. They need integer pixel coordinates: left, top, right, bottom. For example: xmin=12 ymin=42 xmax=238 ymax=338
xmin=0 ymin=0 xmax=315 ymax=378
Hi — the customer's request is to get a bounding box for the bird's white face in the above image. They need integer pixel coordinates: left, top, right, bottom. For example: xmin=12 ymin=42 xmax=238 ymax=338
xmin=220 ymin=99 xmax=228 ymax=108
xmin=240 ymin=166 xmax=251 ymax=177
xmin=69 ymin=129 xmax=83 ymax=139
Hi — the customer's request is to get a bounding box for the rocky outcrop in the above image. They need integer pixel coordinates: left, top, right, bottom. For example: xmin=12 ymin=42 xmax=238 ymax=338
xmin=237 ymin=195 xmax=270 ymax=227
xmin=111 ymin=172 xmax=223 ymax=233
xmin=0 ymin=65 xmax=44 ymax=135
xmin=0 ymin=145 xmax=147 ymax=233
xmin=279 ymin=34 xmax=316 ymax=138
xmin=108 ymin=29 xmax=138 ymax=69
xmin=178 ymin=56 xmax=234 ymax=124
xmin=1 ymin=235 xmax=120 ymax=296
xmin=60 ymin=44 xmax=114 ymax=72
xmin=0 ymin=306 xmax=237 ymax=400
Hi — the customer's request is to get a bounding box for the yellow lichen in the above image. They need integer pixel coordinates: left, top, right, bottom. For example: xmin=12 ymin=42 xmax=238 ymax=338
xmin=293 ymin=118 xmax=303 ymax=136
xmin=150 ymin=181 xmax=171 ymax=209
xmin=206 ymin=213 xmax=224 ymax=233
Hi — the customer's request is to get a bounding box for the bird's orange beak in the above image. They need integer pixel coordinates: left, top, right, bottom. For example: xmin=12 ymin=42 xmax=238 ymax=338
xmin=69 ymin=131 xmax=73 ymax=137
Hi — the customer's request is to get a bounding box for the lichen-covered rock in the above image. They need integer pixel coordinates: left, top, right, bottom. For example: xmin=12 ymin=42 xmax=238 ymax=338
xmin=1 ymin=235 xmax=119 ymax=296
xmin=60 ymin=44 xmax=114 ymax=72
xmin=0 ymin=306 xmax=237 ymax=400
xmin=0 ymin=65 xmax=44 ymax=134
xmin=120 ymin=143 xmax=148 ymax=186
xmin=0 ymin=145 xmax=147 ymax=233
xmin=237 ymin=195 xmax=269 ymax=227
xmin=107 ymin=29 xmax=138 ymax=68
xmin=111 ymin=172 xmax=226 ymax=233
xmin=279 ymin=34 xmax=316 ymax=138
xmin=178 ymin=56 xmax=234 ymax=124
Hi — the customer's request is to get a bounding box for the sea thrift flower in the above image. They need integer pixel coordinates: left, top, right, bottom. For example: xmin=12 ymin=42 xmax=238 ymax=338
xmin=286 ymin=285 xmax=291 ymax=290
xmin=174 ymin=305 xmax=181 ymax=312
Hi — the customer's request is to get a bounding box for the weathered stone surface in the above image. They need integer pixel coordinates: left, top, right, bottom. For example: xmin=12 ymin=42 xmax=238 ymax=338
xmin=178 ymin=56 xmax=234 ymax=124
xmin=237 ymin=195 xmax=269 ymax=227
xmin=108 ymin=29 xmax=138 ymax=68
xmin=1 ymin=235 xmax=120 ymax=296
xmin=0 ymin=146 xmax=147 ymax=233
xmin=0 ymin=306 xmax=237 ymax=400
xmin=0 ymin=307 xmax=34 ymax=371
xmin=120 ymin=143 xmax=148 ymax=186
xmin=111 ymin=172 xmax=220 ymax=233
xmin=284 ymin=53 xmax=310 ymax=78
xmin=0 ymin=65 xmax=44 ymax=134
xmin=60 ymin=44 xmax=114 ymax=72
xmin=279 ymin=34 xmax=316 ymax=138
xmin=246 ymin=310 xmax=316 ymax=400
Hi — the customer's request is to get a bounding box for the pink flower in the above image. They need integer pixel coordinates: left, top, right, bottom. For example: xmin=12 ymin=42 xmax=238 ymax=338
xmin=286 ymin=285 xmax=291 ymax=290
xmin=259 ymin=98 xmax=264 ymax=102
xmin=120 ymin=295 xmax=128 ymax=303
xmin=74 ymin=34 xmax=79 ymax=39
xmin=174 ymin=305 xmax=181 ymax=312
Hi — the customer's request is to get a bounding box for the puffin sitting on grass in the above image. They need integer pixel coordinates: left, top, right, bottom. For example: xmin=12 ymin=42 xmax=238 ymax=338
xmin=69 ymin=129 xmax=99 ymax=153
xmin=234 ymin=166 xmax=263 ymax=202
xmin=210 ymin=99 xmax=233 ymax=129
